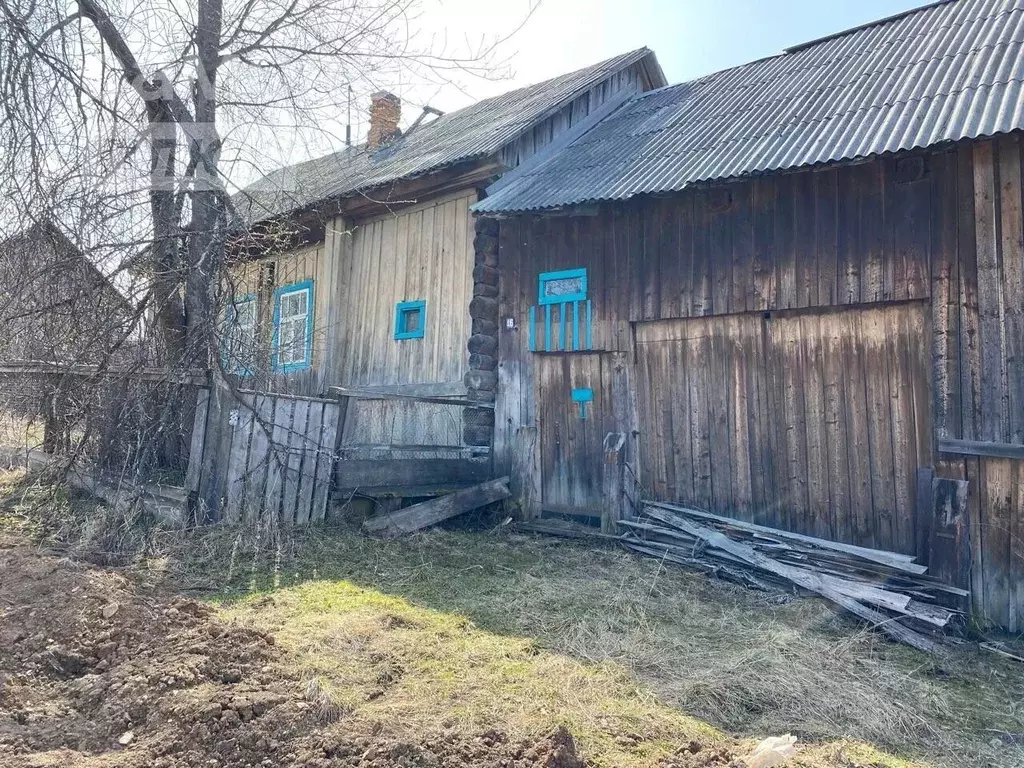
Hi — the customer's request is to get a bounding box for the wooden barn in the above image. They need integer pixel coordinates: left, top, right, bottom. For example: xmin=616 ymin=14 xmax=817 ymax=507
xmin=474 ymin=0 xmax=1024 ymax=629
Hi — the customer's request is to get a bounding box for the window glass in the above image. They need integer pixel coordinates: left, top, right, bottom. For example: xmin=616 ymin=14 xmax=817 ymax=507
xmin=224 ymin=295 xmax=257 ymax=375
xmin=275 ymin=283 xmax=312 ymax=370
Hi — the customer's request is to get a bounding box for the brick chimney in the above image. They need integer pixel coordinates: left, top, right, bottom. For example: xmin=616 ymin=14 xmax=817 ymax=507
xmin=367 ymin=91 xmax=401 ymax=150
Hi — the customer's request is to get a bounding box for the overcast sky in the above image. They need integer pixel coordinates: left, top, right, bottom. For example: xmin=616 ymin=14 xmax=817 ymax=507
xmin=395 ymin=0 xmax=928 ymax=116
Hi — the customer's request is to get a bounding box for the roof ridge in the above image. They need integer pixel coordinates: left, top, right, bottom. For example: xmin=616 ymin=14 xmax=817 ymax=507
xmin=782 ymin=0 xmax=959 ymax=54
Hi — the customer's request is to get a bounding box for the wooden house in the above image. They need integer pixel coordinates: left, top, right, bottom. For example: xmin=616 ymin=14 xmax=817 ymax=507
xmin=474 ymin=0 xmax=1024 ymax=630
xmin=228 ymin=50 xmax=666 ymax=458
xmin=0 ymin=220 xmax=133 ymax=364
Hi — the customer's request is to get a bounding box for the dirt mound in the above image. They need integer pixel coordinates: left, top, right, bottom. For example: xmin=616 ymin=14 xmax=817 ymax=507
xmin=0 ymin=544 xmax=592 ymax=767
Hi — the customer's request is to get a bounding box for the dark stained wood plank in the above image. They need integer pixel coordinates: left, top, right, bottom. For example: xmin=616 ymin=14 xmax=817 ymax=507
xmin=800 ymin=312 xmax=832 ymax=539
xmin=895 ymin=173 xmax=932 ymax=302
xmin=772 ymin=315 xmax=810 ymax=534
xmin=511 ymin=426 xmax=541 ymax=519
xmin=749 ymin=313 xmax=777 ymax=525
xmin=838 ymin=165 xmax=861 ymax=305
xmin=688 ymin=328 xmax=714 ymax=509
xmin=336 ymin=457 xmax=491 ymax=489
xmin=752 ymin=178 xmax=777 ymax=311
xmin=644 ymin=199 xmax=666 ymax=321
xmin=997 ymin=135 xmax=1024 ymax=445
xmin=905 ymin=300 xmax=935 ymax=552
xmin=860 ymin=162 xmax=887 ymax=304
xmin=793 ymin=170 xmax=818 ymax=308
xmin=764 ymin=314 xmax=792 ymax=531
xmin=707 ymin=318 xmax=735 ymax=510
xmin=820 ymin=311 xmax=851 ymax=542
xmin=691 ymin=190 xmax=713 ymax=316
xmin=959 ymin=144 xmax=981 ymax=441
xmin=938 ymin=438 xmax=1024 ymax=460
xmin=675 ymin=193 xmax=696 ymax=321
xmin=730 ymin=181 xmax=755 ymax=314
xmin=709 ymin=203 xmax=733 ymax=316
xmin=727 ymin=315 xmax=754 ymax=520
xmin=842 ymin=310 xmax=874 ymax=546
xmin=775 ymin=174 xmax=797 ymax=309
xmin=930 ymin=149 xmax=962 ymax=442
xmin=966 ymin=456 xmax=986 ymax=618
xmin=815 ymin=168 xmax=840 ymax=306
xmin=886 ymin=305 xmax=915 ymax=555
xmin=973 ymin=139 xmax=1006 ymax=443
xmin=927 ymin=475 xmax=972 ymax=601
xmin=862 ymin=308 xmax=897 ymax=551
xmin=980 ymin=458 xmax=1014 ymax=629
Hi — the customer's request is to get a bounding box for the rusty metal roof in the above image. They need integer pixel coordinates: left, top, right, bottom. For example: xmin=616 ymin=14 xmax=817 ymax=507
xmin=233 ymin=48 xmax=664 ymax=225
xmin=475 ymin=0 xmax=1024 ymax=214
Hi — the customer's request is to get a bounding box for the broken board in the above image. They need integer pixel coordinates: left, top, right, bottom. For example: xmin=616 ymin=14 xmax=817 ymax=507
xmin=363 ymin=476 xmax=510 ymax=537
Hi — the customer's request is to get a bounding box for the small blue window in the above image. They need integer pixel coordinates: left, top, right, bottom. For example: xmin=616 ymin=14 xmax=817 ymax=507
xmin=539 ymin=268 xmax=587 ymax=305
xmin=395 ymin=300 xmax=426 ymax=340
xmin=272 ymin=280 xmax=313 ymax=372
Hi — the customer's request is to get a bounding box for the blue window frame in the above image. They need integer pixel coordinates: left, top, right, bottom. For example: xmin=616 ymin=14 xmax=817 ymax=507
xmin=272 ymin=280 xmax=313 ymax=372
xmin=222 ymin=293 xmax=257 ymax=376
xmin=394 ymin=299 xmax=426 ymax=340
xmin=538 ymin=267 xmax=587 ymax=305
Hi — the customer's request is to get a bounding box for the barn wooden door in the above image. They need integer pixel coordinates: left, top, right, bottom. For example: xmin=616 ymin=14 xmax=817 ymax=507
xmin=633 ymin=302 xmax=932 ymax=554
xmin=534 ymin=351 xmax=635 ymax=526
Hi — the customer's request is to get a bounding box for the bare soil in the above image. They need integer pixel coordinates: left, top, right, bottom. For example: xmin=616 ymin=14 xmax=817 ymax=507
xmin=0 ymin=541 xmax=740 ymax=768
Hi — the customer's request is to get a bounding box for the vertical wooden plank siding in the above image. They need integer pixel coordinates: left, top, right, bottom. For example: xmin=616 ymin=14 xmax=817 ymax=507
xmin=495 ymin=140 xmax=1024 ymax=628
xmin=633 ymin=303 xmax=929 ymax=554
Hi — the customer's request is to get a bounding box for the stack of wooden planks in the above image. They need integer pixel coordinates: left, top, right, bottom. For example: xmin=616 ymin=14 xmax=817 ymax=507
xmin=619 ymin=501 xmax=969 ymax=653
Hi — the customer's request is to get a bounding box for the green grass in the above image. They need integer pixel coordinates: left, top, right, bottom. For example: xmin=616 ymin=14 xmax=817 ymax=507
xmin=175 ymin=524 xmax=1024 ymax=768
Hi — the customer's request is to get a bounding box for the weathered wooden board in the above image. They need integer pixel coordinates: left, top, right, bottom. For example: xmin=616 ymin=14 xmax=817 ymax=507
xmin=634 ymin=302 xmax=930 ymax=555
xmin=193 ymin=391 xmax=340 ymax=525
xmin=363 ymin=476 xmax=511 ymax=537
xmin=335 ymin=457 xmax=491 ymax=490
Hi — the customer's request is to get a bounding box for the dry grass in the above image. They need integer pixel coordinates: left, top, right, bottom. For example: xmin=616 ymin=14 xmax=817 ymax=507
xmin=168 ymin=524 xmax=1024 ymax=768
xmin=3 ymin=471 xmax=1022 ymax=767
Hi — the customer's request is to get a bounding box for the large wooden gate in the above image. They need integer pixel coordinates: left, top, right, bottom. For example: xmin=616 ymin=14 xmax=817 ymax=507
xmin=634 ymin=302 xmax=932 ymax=555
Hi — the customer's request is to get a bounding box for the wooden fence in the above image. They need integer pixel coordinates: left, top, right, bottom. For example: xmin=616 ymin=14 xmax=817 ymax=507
xmin=188 ymin=389 xmax=342 ymax=524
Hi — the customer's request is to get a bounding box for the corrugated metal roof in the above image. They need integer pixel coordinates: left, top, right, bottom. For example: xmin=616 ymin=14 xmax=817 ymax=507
xmin=233 ymin=48 xmax=663 ymax=225
xmin=475 ymin=0 xmax=1024 ymax=214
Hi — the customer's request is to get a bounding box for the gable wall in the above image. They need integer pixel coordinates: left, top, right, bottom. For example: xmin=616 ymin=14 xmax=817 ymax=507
xmin=498 ymin=63 xmax=649 ymax=171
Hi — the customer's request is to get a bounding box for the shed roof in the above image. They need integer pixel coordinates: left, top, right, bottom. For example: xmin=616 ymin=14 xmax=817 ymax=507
xmin=233 ymin=48 xmax=664 ymax=225
xmin=475 ymin=0 xmax=1024 ymax=214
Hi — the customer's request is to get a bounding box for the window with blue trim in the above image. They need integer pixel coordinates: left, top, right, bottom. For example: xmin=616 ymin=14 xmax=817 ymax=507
xmin=273 ymin=280 xmax=313 ymax=372
xmin=530 ymin=267 xmax=592 ymax=352
xmin=395 ymin=300 xmax=426 ymax=340
xmin=539 ymin=268 xmax=587 ymax=305
xmin=222 ymin=294 xmax=257 ymax=376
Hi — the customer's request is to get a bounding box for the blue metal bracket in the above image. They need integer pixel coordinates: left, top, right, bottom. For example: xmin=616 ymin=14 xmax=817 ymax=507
xmin=571 ymin=387 xmax=594 ymax=419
